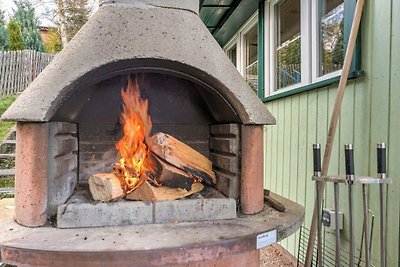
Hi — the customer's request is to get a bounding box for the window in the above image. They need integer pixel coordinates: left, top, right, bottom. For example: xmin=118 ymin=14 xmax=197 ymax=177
xmin=227 ymin=45 xmax=237 ymax=67
xmin=275 ymin=0 xmax=301 ymax=89
xmin=244 ymin=25 xmax=258 ymax=92
xmin=264 ymin=0 xmax=357 ymax=97
xmin=224 ymin=13 xmax=259 ymax=93
xmin=319 ymin=0 xmax=344 ymax=76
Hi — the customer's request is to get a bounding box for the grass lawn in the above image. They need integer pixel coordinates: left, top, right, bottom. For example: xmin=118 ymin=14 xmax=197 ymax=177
xmin=0 ymin=95 xmax=16 ymax=140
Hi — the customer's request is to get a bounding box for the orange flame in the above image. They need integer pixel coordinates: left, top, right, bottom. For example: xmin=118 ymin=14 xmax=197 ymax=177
xmin=115 ymin=77 xmax=152 ymax=192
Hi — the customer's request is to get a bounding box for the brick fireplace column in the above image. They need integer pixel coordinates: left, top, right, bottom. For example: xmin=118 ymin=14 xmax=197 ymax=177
xmin=15 ymin=122 xmax=50 ymax=227
xmin=241 ymin=125 xmax=264 ymax=215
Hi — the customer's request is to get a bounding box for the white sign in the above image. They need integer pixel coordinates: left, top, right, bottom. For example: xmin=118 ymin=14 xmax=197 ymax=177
xmin=256 ymin=229 xmax=277 ymax=249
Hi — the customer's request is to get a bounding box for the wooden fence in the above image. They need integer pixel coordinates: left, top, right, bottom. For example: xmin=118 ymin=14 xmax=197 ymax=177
xmin=0 ymin=50 xmax=55 ymax=97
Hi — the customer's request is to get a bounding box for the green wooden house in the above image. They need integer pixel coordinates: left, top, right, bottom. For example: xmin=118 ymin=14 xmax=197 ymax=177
xmin=200 ymin=0 xmax=399 ymax=266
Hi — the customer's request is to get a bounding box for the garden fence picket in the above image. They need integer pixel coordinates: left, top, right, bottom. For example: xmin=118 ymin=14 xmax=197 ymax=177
xmin=0 ymin=50 xmax=55 ymax=97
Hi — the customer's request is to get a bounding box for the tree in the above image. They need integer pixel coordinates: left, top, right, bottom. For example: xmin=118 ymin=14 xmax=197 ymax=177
xmin=12 ymin=0 xmax=44 ymax=51
xmin=64 ymin=0 xmax=90 ymax=41
xmin=44 ymin=28 xmax=62 ymax=52
xmin=36 ymin=0 xmax=96 ymax=47
xmin=56 ymin=0 xmax=68 ymax=47
xmin=7 ymin=20 xmax=24 ymax=50
xmin=0 ymin=10 xmax=9 ymax=50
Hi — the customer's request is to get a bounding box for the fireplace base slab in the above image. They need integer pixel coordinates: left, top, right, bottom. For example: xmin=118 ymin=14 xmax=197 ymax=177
xmin=0 ymin=193 xmax=304 ymax=267
xmin=57 ymin=187 xmax=237 ymax=228
xmin=57 ymin=201 xmax=154 ymax=228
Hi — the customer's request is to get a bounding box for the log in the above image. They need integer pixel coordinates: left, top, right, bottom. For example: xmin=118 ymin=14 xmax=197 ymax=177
xmin=88 ymin=173 xmax=125 ymax=201
xmin=151 ymin=153 xmax=194 ymax=191
xmin=148 ymin=133 xmax=216 ymax=185
xmin=126 ymin=181 xmax=204 ymax=202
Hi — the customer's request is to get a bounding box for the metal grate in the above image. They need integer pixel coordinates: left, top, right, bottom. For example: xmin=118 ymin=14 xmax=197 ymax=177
xmin=297 ymin=226 xmax=374 ymax=267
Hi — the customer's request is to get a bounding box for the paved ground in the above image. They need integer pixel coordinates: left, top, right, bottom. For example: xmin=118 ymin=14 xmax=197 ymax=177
xmin=0 ymin=197 xmax=14 ymax=221
xmin=260 ymin=244 xmax=297 ymax=266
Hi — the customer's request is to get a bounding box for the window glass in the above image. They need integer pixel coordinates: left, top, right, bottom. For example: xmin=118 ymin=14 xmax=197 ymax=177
xmin=276 ymin=0 xmax=301 ymax=90
xmin=244 ymin=25 xmax=258 ymax=92
xmin=227 ymin=45 xmax=237 ymax=67
xmin=320 ymin=0 xmax=344 ymax=76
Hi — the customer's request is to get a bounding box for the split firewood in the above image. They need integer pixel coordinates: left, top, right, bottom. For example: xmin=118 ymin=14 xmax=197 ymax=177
xmin=88 ymin=173 xmax=125 ymax=201
xmin=148 ymin=132 xmax=217 ymax=185
xmin=126 ymin=180 xmax=204 ymax=202
xmin=150 ymin=152 xmax=194 ymax=191
xmin=112 ymin=163 xmax=128 ymax=193
xmin=112 ymin=163 xmax=149 ymax=194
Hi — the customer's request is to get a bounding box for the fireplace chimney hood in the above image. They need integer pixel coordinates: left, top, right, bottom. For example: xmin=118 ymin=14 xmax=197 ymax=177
xmin=1 ymin=0 xmax=275 ymax=125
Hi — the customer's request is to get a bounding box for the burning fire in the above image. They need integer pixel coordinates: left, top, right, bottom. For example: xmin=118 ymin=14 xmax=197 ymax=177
xmin=115 ymin=77 xmax=152 ymax=193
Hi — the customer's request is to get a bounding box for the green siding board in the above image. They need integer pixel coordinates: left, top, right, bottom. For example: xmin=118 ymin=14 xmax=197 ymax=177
xmin=328 ymin=86 xmax=341 ymax=177
xmin=290 ymin=96 xmax=301 ymax=256
xmin=387 ymin=0 xmax=400 ymax=265
xmin=270 ymin=102 xmax=278 ymax=193
xmin=276 ymin=101 xmax=285 ymax=195
xmin=324 ymin=87 xmax=340 ymax=210
xmin=316 ymin=89 xmax=329 ymax=149
xmin=344 ymin=0 xmax=374 ymax=256
xmin=339 ymin=85 xmax=355 ymax=245
xmin=266 ymin=128 xmax=273 ymax=190
xmin=353 ymin=79 xmax=370 ymax=177
xmin=265 ymin=102 xmax=275 ymax=191
xmin=289 ymin=96 xmax=300 ymax=204
xmin=350 ymin=78 xmax=371 ymax=256
xmin=282 ymin=99 xmax=292 ymax=250
xmin=327 ymin=84 xmax=356 ymax=251
xmin=338 ymin=85 xmax=355 ymax=173
xmin=316 ymin=88 xmax=329 ymax=231
xmin=368 ymin=0 xmax=391 ymax=264
xmin=283 ymin=99 xmax=291 ymax=199
xmin=264 ymin=125 xmax=271 ymax=189
xmin=287 ymin=96 xmax=299 ymax=255
xmin=304 ymin=92 xmax=317 ymax=227
xmin=296 ymin=95 xmax=308 ymax=210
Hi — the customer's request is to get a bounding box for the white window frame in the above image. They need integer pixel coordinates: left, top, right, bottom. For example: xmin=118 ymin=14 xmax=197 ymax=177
xmin=224 ymin=12 xmax=259 ymax=78
xmin=224 ymin=34 xmax=240 ymax=71
xmin=264 ymin=0 xmax=345 ymax=97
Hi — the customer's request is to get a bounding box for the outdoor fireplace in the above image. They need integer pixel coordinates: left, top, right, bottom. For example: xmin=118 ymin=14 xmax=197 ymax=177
xmin=0 ymin=1 xmax=304 ymax=266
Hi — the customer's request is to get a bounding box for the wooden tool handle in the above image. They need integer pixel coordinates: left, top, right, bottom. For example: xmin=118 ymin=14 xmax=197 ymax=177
xmin=264 ymin=196 xmax=286 ymax=212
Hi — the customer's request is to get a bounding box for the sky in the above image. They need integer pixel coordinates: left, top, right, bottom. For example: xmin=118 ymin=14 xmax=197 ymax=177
xmin=1 ymin=0 xmax=98 ymax=27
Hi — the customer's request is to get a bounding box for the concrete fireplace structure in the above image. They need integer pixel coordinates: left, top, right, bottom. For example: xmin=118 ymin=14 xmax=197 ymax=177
xmin=0 ymin=1 xmax=304 ymax=266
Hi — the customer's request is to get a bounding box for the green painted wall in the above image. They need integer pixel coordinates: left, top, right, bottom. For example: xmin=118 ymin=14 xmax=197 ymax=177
xmin=263 ymin=0 xmax=400 ymax=265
